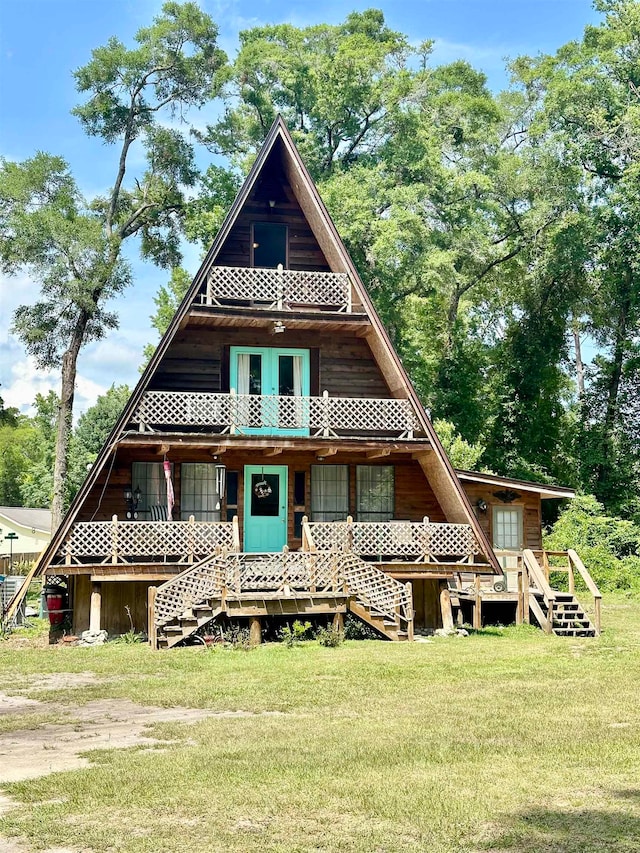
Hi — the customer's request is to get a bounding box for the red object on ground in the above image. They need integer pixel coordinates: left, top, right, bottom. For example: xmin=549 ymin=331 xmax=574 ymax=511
xmin=46 ymin=594 xmax=64 ymax=626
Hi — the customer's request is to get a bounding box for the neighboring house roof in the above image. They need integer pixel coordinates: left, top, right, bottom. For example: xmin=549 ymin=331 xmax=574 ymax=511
xmin=455 ymin=471 xmax=575 ymax=500
xmin=0 ymin=507 xmax=52 ymax=533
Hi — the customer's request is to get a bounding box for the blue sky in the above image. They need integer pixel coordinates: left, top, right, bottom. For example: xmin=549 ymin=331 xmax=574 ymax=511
xmin=0 ymin=0 xmax=601 ymax=416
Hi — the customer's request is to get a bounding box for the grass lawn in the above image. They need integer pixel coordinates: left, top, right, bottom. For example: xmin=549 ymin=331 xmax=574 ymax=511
xmin=1 ymin=599 xmax=639 ymax=852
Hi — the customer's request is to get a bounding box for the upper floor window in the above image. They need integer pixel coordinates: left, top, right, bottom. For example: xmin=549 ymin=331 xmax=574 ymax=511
xmin=252 ymin=222 xmax=288 ymax=268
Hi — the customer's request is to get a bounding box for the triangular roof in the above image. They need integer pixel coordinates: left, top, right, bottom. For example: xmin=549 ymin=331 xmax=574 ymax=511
xmin=38 ymin=116 xmax=500 ymax=574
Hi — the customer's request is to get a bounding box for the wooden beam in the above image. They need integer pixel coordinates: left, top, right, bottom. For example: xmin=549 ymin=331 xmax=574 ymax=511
xmin=316 ymin=447 xmax=337 ymax=459
xmin=154 ymin=443 xmax=171 ymax=455
xmin=209 ymin=446 xmax=227 ymax=457
xmin=366 ymin=448 xmax=391 ymax=459
xmin=439 ymin=580 xmax=454 ymax=632
xmin=89 ymin=582 xmax=102 ymax=634
xmin=263 ymin=447 xmax=283 ymax=457
xmin=249 ymin=616 xmax=262 ymax=645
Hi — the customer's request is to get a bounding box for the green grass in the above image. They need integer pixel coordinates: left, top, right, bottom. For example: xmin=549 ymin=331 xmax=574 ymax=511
xmin=1 ymin=600 xmax=640 ymax=852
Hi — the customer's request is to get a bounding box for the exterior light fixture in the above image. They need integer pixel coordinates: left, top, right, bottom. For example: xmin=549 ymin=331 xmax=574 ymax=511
xmin=476 ymin=498 xmax=488 ymax=513
xmin=124 ymin=485 xmax=142 ymax=519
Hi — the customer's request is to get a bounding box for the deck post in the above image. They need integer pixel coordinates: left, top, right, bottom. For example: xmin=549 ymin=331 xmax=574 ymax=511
xmin=473 ymin=574 xmax=482 ymax=630
xmin=522 ymin=559 xmax=530 ymax=624
xmin=516 ymin=571 xmax=523 ymax=625
xmin=332 ymin=612 xmax=344 ymax=633
xmin=89 ymin=582 xmax=102 ymax=634
xmin=148 ymin=586 xmax=157 ymax=650
xmin=111 ymin=515 xmax=119 ymax=565
xmin=439 ymin=580 xmax=454 ymax=632
xmin=249 ymin=616 xmax=262 ymax=646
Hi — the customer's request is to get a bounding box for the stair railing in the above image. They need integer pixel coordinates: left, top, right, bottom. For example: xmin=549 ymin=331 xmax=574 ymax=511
xmin=153 ymin=551 xmax=228 ymax=627
xmin=567 ymin=549 xmax=602 ymax=635
xmin=522 ymin=549 xmax=556 ymax=633
xmin=340 ymin=553 xmax=414 ymax=634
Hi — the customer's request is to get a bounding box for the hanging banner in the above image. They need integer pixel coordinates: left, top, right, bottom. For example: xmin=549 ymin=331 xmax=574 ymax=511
xmin=163 ymin=460 xmax=174 ymax=521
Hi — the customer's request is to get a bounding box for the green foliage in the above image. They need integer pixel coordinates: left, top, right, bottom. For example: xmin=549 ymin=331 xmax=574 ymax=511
xmin=66 ymin=385 xmax=130 ymax=501
xmin=279 ymin=620 xmax=313 ymax=647
xmin=316 ymin=624 xmax=344 ymax=647
xmin=343 ymin=614 xmax=380 ymax=640
xmin=1 ymin=3 xmax=227 ymax=527
xmin=545 ymin=495 xmax=640 ymax=591
xmin=142 ymin=267 xmax=191 ymax=367
xmin=432 ymin=419 xmax=487 ymax=471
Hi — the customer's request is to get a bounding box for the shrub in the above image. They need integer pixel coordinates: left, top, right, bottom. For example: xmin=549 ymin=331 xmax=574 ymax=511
xmin=343 ymin=614 xmax=379 ymax=640
xmin=316 ymin=624 xmax=343 ymax=647
xmin=544 ymin=496 xmax=640 ymax=592
xmin=279 ymin=620 xmax=313 ymax=647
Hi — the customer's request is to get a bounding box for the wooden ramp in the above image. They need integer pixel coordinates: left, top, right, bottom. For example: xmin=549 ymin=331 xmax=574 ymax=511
xmin=151 ymin=551 xmax=414 ymax=648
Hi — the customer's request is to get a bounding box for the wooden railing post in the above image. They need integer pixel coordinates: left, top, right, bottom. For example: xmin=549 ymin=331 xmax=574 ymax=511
xmin=232 ymin=515 xmax=240 ymax=552
xmin=568 ymin=553 xmax=575 ymax=594
xmin=321 ymin=390 xmax=330 ymax=437
xmin=405 ymin=582 xmax=414 ymax=641
xmin=111 ymin=515 xmax=119 ymax=565
xmin=148 ymin=586 xmax=157 ymax=650
xmin=188 ymin=515 xmax=195 ymax=564
xmin=473 ymin=574 xmax=482 ymax=630
xmin=522 ymin=558 xmax=530 ymax=624
xmin=229 ymin=388 xmax=237 ymax=435
xmin=440 ymin=580 xmax=454 ymax=632
xmin=516 ymin=570 xmax=524 ymax=625
xmin=346 ymin=515 xmax=354 ymax=554
xmin=422 ymin=516 xmax=430 ymax=563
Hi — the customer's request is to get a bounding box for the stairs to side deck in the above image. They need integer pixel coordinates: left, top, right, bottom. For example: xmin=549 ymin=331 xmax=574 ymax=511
xmin=152 ymin=550 xmax=414 ymax=648
xmin=530 ymin=591 xmax=596 ymax=637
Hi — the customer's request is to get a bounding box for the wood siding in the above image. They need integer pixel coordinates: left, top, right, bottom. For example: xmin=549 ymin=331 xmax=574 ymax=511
xmin=148 ymin=326 xmax=390 ymax=398
xmin=208 ymin=142 xmax=331 ymax=274
xmin=460 ymin=482 xmax=542 ymax=550
xmin=75 ymin=450 xmax=445 ymax=547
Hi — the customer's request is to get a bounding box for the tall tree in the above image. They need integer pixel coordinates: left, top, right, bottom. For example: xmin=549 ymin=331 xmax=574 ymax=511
xmin=0 ymin=2 xmax=226 ymax=529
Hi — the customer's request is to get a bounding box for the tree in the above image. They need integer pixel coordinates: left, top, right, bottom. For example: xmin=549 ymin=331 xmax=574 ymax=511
xmin=0 ymin=2 xmax=227 ymax=530
xmin=67 ymin=385 xmax=131 ymax=500
xmin=142 ymin=267 xmax=192 ymax=366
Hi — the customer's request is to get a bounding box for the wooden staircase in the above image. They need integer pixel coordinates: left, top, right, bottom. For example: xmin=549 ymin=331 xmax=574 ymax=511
xmin=531 ymin=591 xmax=596 ymax=637
xmin=523 ymin=549 xmax=600 ymax=637
xmin=151 ymin=550 xmax=414 ymax=648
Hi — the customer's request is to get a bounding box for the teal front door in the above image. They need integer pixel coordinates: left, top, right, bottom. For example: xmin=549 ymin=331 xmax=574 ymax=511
xmin=230 ymin=346 xmax=310 ymax=436
xmin=244 ymin=465 xmax=288 ymax=552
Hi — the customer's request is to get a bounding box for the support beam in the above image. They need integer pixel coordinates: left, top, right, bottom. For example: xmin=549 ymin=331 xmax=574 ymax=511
xmin=264 ymin=447 xmax=283 ymax=457
xmin=316 ymin=446 xmax=337 ymax=459
xmin=249 ymin=616 xmax=262 ymax=645
xmin=332 ymin=612 xmax=344 ymax=633
xmin=209 ymin=446 xmax=227 ymax=457
xmin=148 ymin=586 xmax=158 ymax=650
xmin=89 ymin=582 xmax=102 ymax=635
xmin=366 ymin=448 xmax=391 ymax=459
xmin=473 ymin=574 xmax=482 ymax=630
xmin=154 ymin=443 xmax=171 ymax=455
xmin=439 ymin=580 xmax=454 ymax=632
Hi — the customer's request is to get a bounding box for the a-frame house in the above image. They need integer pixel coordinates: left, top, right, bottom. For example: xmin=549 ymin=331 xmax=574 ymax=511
xmin=36 ymin=118 xmax=599 ymax=644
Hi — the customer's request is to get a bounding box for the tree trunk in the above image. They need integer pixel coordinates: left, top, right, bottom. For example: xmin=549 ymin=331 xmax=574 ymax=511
xmin=572 ymin=318 xmax=585 ymax=399
xmin=50 ymin=318 xmax=87 ymax=531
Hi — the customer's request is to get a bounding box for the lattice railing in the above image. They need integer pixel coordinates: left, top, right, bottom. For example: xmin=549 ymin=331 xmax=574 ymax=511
xmin=225 ymin=551 xmax=342 ymax=595
xmin=304 ymin=518 xmax=483 ymax=563
xmin=205 ymin=265 xmax=353 ymax=312
xmin=131 ymin=389 xmax=420 ymax=438
xmin=153 ymin=549 xmax=411 ymax=634
xmin=340 ymin=554 xmax=413 ymax=626
xmin=56 ymin=518 xmax=236 ymax=565
xmin=154 ymin=554 xmax=228 ymax=626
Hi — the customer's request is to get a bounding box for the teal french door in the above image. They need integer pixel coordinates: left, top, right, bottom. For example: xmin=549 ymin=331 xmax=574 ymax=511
xmin=244 ymin=465 xmax=288 ymax=552
xmin=230 ymin=346 xmax=310 ymax=436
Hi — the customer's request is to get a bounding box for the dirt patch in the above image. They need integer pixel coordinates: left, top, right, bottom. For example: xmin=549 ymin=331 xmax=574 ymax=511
xmin=0 ymin=696 xmax=41 ymax=716
xmin=0 ymin=694 xmax=284 ymax=784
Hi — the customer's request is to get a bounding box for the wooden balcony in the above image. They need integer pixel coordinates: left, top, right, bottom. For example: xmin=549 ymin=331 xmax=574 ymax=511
xmin=132 ymin=390 xmax=422 ymax=438
xmin=302 ymin=517 xmax=489 ymax=575
xmin=203 ymin=265 xmax=358 ymax=313
xmin=53 ymin=517 xmax=239 ymax=571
